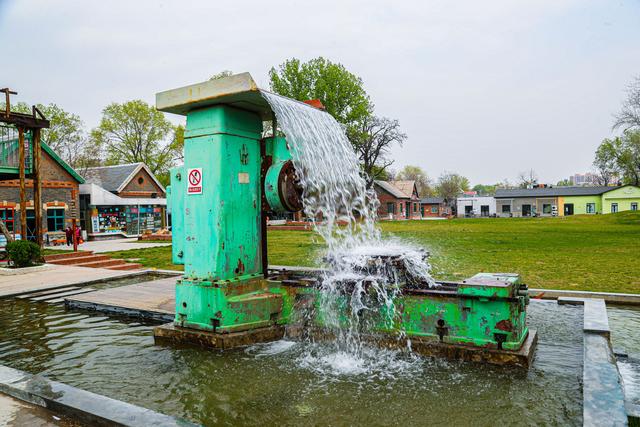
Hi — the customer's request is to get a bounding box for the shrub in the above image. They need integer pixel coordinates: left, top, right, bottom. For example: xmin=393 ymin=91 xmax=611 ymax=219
xmin=6 ymin=240 xmax=42 ymax=268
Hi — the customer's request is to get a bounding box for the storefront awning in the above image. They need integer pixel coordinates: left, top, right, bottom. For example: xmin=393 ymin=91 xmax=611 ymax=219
xmin=80 ymin=183 xmax=166 ymax=206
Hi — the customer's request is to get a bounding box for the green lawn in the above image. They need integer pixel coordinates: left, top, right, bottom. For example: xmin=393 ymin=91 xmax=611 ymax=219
xmin=104 ymin=212 xmax=640 ymax=294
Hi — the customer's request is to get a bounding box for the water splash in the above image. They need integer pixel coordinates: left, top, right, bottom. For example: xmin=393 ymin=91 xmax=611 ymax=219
xmin=261 ymin=91 xmax=436 ymax=373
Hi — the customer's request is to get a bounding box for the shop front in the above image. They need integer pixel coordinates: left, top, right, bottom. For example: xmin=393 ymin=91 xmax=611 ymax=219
xmin=81 ymin=183 xmax=166 ymax=240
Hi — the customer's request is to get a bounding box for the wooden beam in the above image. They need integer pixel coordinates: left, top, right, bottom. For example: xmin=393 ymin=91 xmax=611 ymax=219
xmin=18 ymin=127 xmax=26 ymax=240
xmin=0 ymin=111 xmax=49 ymax=129
xmin=33 ymin=128 xmax=43 ymax=247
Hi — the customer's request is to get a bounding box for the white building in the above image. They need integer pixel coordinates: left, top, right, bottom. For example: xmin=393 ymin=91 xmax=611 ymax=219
xmin=456 ymin=196 xmax=496 ymax=218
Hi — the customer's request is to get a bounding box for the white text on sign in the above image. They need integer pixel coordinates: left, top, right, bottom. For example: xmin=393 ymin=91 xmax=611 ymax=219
xmin=187 ymin=168 xmax=203 ymax=194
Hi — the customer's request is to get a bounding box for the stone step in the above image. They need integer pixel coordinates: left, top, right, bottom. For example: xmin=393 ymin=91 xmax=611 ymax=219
xmin=74 ymin=258 xmax=129 ymax=269
xmin=17 ymin=286 xmax=82 ymax=299
xmin=29 ymin=288 xmax=96 ymax=302
xmin=44 ymin=251 xmax=93 ymax=262
xmin=48 ymin=254 xmax=112 ymax=265
xmin=106 ymin=263 xmax=144 ymax=271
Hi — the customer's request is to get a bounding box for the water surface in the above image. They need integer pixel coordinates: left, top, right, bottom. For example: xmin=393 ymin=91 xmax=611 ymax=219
xmin=0 ymin=299 xmax=583 ymax=426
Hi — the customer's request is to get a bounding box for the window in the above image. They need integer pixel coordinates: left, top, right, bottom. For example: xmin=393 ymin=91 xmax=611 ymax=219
xmin=0 ymin=208 xmax=14 ymax=232
xmin=400 ymin=203 xmax=404 ymax=212
xmin=480 ymin=205 xmax=490 ymax=216
xmin=611 ymin=203 xmax=618 ymax=213
xmin=501 ymin=205 xmax=511 ymax=213
xmin=47 ymin=208 xmax=65 ymax=232
xmin=542 ymin=204 xmax=552 ymax=214
xmin=431 ymin=206 xmax=438 ymax=214
xmin=632 ymin=203 xmax=638 ymax=211
xmin=138 ymin=177 xmax=145 ymax=185
xmin=387 ymin=203 xmax=395 ymax=214
xmin=414 ymin=203 xmax=418 ymax=213
xmin=586 ymin=203 xmax=596 ymax=214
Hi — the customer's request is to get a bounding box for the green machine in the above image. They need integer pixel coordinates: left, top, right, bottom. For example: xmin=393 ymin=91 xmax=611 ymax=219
xmin=154 ymin=73 xmax=536 ymax=366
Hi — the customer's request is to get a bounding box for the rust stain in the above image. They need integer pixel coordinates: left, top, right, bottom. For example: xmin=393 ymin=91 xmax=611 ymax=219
xmin=495 ymin=319 xmax=513 ymax=332
xmin=236 ymin=258 xmax=245 ymax=275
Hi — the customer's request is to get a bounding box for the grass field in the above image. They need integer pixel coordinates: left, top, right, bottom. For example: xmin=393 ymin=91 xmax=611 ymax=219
xmin=104 ymin=212 xmax=640 ymax=294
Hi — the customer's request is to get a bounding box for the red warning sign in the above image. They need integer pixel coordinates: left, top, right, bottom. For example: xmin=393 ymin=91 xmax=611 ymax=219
xmin=187 ymin=168 xmax=202 ymax=194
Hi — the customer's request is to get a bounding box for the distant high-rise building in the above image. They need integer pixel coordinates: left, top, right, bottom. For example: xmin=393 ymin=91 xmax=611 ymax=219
xmin=569 ymin=172 xmax=598 ymax=186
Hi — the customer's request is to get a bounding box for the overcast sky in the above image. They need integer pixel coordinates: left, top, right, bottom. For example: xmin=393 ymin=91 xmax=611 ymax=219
xmin=1 ymin=0 xmax=639 ymax=185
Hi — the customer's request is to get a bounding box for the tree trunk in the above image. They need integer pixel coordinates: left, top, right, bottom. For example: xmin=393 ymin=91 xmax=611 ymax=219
xmin=0 ymin=219 xmax=13 ymax=243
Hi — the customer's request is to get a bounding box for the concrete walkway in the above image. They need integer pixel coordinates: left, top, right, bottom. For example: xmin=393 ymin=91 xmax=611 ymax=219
xmin=0 ymin=264 xmax=133 ymax=298
xmin=0 ymin=393 xmax=79 ymax=426
xmin=45 ymin=238 xmax=171 ymax=253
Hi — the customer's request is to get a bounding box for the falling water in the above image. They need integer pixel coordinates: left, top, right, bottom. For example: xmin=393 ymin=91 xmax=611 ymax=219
xmin=261 ymin=91 xmax=436 ymax=373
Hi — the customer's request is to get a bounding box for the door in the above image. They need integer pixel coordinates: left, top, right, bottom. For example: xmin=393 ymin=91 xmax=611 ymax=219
xmin=480 ymin=205 xmax=489 ymax=217
xmin=611 ymin=203 xmax=618 ymax=213
xmin=464 ymin=205 xmax=473 ymax=217
xmin=564 ymin=204 xmax=574 ymax=216
xmin=26 ymin=210 xmax=36 ymax=242
xmin=522 ymin=204 xmax=531 ymax=217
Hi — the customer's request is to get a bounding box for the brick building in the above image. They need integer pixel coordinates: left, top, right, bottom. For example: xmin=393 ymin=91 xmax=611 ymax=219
xmin=374 ymin=180 xmax=421 ymax=220
xmin=80 ymin=163 xmax=167 ymax=239
xmin=420 ymin=197 xmax=448 ymax=217
xmin=0 ymin=142 xmax=84 ymax=242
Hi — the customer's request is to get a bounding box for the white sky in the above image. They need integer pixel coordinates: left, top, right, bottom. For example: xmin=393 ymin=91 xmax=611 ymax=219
xmin=1 ymin=0 xmax=639 ymax=185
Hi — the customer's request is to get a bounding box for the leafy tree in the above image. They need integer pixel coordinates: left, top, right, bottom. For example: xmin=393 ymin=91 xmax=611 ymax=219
xmin=614 ymin=75 xmax=640 ymax=131
xmin=2 ymin=102 xmax=88 ymax=169
xmin=155 ymin=125 xmax=185 ymax=187
xmin=471 ymin=183 xmax=497 ymax=195
xmin=269 ymin=57 xmax=373 ymax=129
xmin=397 ymin=165 xmax=433 ymax=197
xmin=90 ymin=100 xmax=177 ymax=176
xmin=593 ymin=140 xmax=619 ymax=186
xmin=269 ymin=57 xmax=406 ymax=184
xmin=517 ymin=169 xmax=538 ymax=188
xmin=435 ymin=172 xmax=470 ymax=212
xmin=556 ymin=179 xmax=574 ymax=187
xmin=595 ymin=131 xmax=640 ymax=186
xmin=348 ymin=116 xmax=406 ymax=186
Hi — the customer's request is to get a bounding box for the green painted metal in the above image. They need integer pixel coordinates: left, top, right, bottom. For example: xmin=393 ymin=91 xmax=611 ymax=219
xmin=0 ymin=134 xmax=84 ymax=182
xmin=182 ymin=105 xmax=263 ymax=281
xmin=168 ymin=167 xmax=185 ymax=265
xmin=266 ymin=272 xmax=529 ymax=350
xmin=264 ymin=137 xmax=293 ymax=213
xmin=171 ymin=103 xmax=270 ymax=331
xmin=0 ymin=133 xmax=32 ymax=175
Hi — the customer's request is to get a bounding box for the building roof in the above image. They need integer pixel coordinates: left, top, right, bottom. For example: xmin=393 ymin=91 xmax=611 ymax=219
xmin=392 ymin=180 xmax=417 ymax=198
xmin=495 ymin=186 xmax=622 ymax=198
xmin=41 ymin=142 xmax=85 ymax=184
xmin=83 ymin=162 xmax=165 ymax=193
xmin=421 ymin=197 xmax=444 ymax=204
xmin=374 ymin=180 xmax=410 ymax=199
xmin=79 ymin=183 xmax=166 ymax=206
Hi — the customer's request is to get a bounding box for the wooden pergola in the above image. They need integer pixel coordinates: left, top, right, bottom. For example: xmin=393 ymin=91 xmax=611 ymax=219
xmin=0 ymin=88 xmax=50 ymax=247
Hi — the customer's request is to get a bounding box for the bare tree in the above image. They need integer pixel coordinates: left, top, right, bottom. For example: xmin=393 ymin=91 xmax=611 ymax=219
xmin=613 ymin=75 xmax=640 ymax=131
xmin=517 ymin=169 xmax=538 ymax=188
xmin=348 ymin=116 xmax=406 ymax=187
